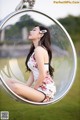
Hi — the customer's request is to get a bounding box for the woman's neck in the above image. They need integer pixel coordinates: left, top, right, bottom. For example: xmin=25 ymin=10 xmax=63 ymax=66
xmin=33 ymin=40 xmax=40 ymax=48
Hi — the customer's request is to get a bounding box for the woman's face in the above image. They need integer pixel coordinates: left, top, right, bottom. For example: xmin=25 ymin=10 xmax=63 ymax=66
xmin=28 ymin=26 xmax=42 ymax=41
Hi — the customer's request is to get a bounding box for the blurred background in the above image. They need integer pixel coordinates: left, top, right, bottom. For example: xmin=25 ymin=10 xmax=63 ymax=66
xmin=0 ymin=0 xmax=80 ymax=120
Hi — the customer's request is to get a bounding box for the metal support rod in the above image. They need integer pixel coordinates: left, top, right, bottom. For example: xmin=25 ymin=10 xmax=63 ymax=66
xmin=15 ymin=0 xmax=35 ymax=11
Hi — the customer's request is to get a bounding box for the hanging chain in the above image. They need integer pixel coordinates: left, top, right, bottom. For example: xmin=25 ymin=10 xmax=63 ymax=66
xmin=15 ymin=0 xmax=35 ymax=11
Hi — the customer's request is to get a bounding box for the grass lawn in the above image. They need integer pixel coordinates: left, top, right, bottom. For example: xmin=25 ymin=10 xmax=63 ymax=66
xmin=0 ymin=57 xmax=80 ymax=120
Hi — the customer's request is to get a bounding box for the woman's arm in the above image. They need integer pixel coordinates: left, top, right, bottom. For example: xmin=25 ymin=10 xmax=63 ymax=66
xmin=34 ymin=46 xmax=46 ymax=89
xmin=26 ymin=72 xmax=34 ymax=87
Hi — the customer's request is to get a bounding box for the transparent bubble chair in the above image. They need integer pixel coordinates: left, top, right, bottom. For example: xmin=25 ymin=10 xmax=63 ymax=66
xmin=0 ymin=4 xmax=77 ymax=105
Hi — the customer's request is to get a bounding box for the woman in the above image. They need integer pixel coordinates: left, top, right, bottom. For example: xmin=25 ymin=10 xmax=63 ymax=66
xmin=5 ymin=25 xmax=56 ymax=102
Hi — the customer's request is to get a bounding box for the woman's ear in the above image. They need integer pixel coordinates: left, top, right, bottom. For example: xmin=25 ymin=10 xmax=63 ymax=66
xmin=40 ymin=33 xmax=44 ymax=38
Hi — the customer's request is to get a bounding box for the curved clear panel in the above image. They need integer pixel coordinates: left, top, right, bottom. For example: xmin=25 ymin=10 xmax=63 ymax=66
xmin=0 ymin=10 xmax=77 ymax=105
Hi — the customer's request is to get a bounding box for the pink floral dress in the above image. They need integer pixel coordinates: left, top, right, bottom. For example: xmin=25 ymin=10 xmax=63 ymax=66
xmin=27 ymin=52 xmax=56 ymax=100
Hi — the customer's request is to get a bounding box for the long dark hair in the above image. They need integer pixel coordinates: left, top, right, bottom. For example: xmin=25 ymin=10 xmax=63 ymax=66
xmin=25 ymin=25 xmax=54 ymax=77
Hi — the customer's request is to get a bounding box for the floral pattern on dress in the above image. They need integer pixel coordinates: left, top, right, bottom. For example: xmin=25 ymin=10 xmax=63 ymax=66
xmin=40 ymin=74 xmax=54 ymax=89
xmin=31 ymin=53 xmax=38 ymax=69
xmin=28 ymin=52 xmax=56 ymax=100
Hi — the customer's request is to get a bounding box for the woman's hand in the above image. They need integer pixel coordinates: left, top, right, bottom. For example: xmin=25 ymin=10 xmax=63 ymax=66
xmin=43 ymin=96 xmax=50 ymax=102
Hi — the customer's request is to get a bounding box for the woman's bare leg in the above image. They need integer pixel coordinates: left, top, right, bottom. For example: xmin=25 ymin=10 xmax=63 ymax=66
xmin=12 ymin=82 xmax=45 ymax=102
xmin=4 ymin=79 xmax=45 ymax=102
xmin=5 ymin=78 xmax=25 ymax=84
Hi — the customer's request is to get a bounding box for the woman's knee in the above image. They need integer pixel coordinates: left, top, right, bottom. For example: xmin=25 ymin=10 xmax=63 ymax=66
xmin=13 ymin=83 xmax=20 ymax=94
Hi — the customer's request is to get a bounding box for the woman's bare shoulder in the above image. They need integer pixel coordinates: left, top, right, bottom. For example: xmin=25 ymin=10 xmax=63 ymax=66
xmin=34 ymin=46 xmax=47 ymax=53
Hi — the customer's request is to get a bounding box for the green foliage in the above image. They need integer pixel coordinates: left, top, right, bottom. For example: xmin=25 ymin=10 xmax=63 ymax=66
xmin=4 ymin=14 xmax=42 ymax=43
xmin=58 ymin=15 xmax=80 ymax=43
xmin=1 ymin=14 xmax=80 ymax=55
xmin=1 ymin=14 xmax=80 ymax=47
